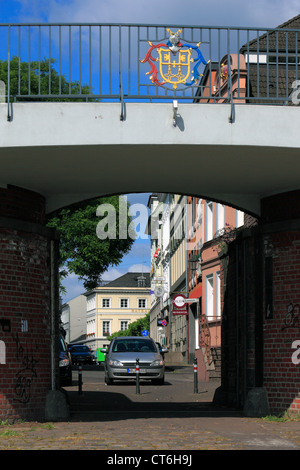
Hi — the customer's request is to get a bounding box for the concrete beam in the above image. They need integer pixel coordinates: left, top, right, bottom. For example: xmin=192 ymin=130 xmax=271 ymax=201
xmin=0 ymin=102 xmax=299 ymax=216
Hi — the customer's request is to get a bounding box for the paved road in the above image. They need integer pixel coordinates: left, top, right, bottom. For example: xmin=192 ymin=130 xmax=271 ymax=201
xmin=0 ymin=365 xmax=299 ymax=454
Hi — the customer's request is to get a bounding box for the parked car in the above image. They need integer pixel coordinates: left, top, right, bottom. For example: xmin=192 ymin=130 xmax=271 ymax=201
xmin=59 ymin=335 xmax=72 ymax=386
xmin=101 ymin=336 xmax=168 ymax=385
xmin=68 ymin=344 xmax=94 ymax=365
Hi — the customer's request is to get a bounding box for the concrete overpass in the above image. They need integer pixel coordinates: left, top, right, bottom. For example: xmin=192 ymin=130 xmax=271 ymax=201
xmin=0 ymin=101 xmax=300 ymax=217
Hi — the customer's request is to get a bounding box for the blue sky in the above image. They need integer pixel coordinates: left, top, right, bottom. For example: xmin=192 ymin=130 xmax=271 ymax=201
xmin=1 ymin=1 xmax=299 ymax=301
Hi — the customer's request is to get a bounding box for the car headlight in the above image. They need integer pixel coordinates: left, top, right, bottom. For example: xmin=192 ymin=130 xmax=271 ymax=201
xmin=109 ymin=359 xmax=123 ymax=367
xmin=59 ymin=358 xmax=70 ymax=367
xmin=151 ymin=360 xmax=164 ymax=366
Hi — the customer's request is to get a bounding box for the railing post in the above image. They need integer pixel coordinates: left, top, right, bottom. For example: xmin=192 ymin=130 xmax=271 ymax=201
xmin=119 ymin=25 xmax=125 ymax=121
xmin=136 ymin=358 xmax=140 ymax=394
xmin=227 ymin=29 xmax=235 ymax=124
xmin=78 ymin=365 xmax=83 ymax=395
xmin=194 ymin=357 xmax=198 ymax=394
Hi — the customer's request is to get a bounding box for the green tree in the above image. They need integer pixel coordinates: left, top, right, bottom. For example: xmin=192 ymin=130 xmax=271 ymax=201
xmin=46 ymin=195 xmax=135 ymax=291
xmin=108 ymin=313 xmax=150 ymax=340
xmin=0 ymin=56 xmax=92 ymax=100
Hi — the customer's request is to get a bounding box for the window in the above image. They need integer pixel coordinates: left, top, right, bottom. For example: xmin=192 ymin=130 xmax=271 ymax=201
xmin=102 ymin=298 xmax=111 ymax=308
xmin=102 ymin=321 xmax=110 ymax=336
xmin=86 ymin=294 xmax=96 ymax=311
xmin=120 ymin=298 xmax=129 ymax=308
xmin=137 ymin=276 xmax=146 ymax=287
xmin=120 ymin=320 xmax=129 ymax=331
xmin=206 ymin=274 xmax=214 ymax=321
xmin=216 ymin=204 xmax=225 ymax=233
xmin=206 ymin=201 xmax=214 ymax=241
xmin=138 ymin=298 xmax=147 ymax=308
xmin=216 ymin=272 xmax=221 ymax=319
xmin=87 ymin=319 xmax=96 ymax=336
xmin=236 ymin=210 xmax=244 ymax=228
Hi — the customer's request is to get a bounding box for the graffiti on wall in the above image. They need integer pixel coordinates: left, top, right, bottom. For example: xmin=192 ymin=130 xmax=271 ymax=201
xmin=281 ymin=303 xmax=300 ymax=365
xmin=12 ymin=332 xmax=39 ymax=404
xmin=282 ymin=303 xmax=300 ymax=331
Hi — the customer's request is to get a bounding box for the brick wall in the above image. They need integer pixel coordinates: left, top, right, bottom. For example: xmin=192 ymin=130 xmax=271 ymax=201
xmin=0 ymin=185 xmax=45 ymax=224
xmin=0 ymin=186 xmax=59 ymax=422
xmin=221 ymin=221 xmax=300 ymax=416
xmin=263 ymin=229 xmax=300 ymax=415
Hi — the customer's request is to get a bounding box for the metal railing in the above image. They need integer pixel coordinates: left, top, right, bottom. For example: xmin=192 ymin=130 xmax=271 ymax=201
xmin=0 ymin=23 xmax=299 ymax=106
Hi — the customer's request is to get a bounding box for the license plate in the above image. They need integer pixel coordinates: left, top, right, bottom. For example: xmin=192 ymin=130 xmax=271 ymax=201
xmin=127 ymin=368 xmax=146 ymax=373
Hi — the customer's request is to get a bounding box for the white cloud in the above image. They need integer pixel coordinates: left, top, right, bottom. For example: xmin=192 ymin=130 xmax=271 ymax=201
xmin=128 ymin=263 xmax=150 ymax=273
xmin=102 ymin=267 xmax=125 ymax=280
xmin=14 ymin=0 xmax=300 ymax=29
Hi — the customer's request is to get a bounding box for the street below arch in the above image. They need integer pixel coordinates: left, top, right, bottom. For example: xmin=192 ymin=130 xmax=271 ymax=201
xmin=1 ymin=364 xmax=299 ymax=451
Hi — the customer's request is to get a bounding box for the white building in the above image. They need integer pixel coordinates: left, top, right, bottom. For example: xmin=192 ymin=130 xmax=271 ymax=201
xmin=61 ymin=294 xmax=87 ymax=344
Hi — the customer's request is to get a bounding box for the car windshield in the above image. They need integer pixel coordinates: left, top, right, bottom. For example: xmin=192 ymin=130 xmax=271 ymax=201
xmin=59 ymin=336 xmax=67 ymax=352
xmin=112 ymin=339 xmax=157 ymax=353
xmin=71 ymin=346 xmax=90 ymax=352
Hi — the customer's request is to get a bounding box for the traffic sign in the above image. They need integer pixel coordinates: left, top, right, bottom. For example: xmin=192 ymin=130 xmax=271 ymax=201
xmin=161 ymin=319 xmax=167 ymax=327
xmin=172 ymin=294 xmax=186 ymax=308
xmin=172 ymin=294 xmax=188 ymax=315
xmin=142 ymin=329 xmax=149 ymax=336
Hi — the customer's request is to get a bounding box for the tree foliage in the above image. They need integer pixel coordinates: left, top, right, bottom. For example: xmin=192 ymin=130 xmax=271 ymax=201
xmin=0 ymin=56 xmax=92 ymax=100
xmin=46 ymin=195 xmax=135 ymax=291
xmin=108 ymin=313 xmax=150 ymax=341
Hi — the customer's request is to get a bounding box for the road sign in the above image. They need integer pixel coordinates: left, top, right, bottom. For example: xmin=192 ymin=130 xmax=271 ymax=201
xmin=172 ymin=294 xmax=186 ymax=308
xmin=142 ymin=330 xmax=149 ymax=336
xmin=172 ymin=307 xmax=188 ymax=315
xmin=172 ymin=294 xmax=188 ymax=315
xmin=161 ymin=319 xmax=167 ymax=327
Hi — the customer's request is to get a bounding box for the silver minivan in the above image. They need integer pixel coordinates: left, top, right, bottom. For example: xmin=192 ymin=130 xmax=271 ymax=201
xmin=101 ymin=336 xmax=168 ymax=385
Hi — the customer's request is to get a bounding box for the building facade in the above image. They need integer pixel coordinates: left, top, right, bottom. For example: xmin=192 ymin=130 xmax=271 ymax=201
xmin=148 ymin=193 xmax=245 ymax=369
xmin=85 ymin=272 xmax=150 ymax=353
xmin=61 ymin=294 xmax=87 ymax=344
xmin=187 ymin=197 xmax=245 ymax=380
xmin=148 ymin=194 xmax=171 ymax=348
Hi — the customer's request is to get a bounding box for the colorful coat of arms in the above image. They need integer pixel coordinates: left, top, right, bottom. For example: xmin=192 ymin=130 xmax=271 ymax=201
xmin=140 ymin=28 xmax=210 ymax=90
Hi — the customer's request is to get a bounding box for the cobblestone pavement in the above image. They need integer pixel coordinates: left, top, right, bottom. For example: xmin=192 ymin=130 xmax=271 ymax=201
xmin=0 ymin=366 xmax=299 ymax=452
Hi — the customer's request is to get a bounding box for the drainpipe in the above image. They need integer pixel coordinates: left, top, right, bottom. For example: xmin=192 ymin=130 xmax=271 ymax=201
xmin=242 ymin=239 xmax=247 ymax=405
xmin=50 ymin=239 xmax=56 ymax=391
xmin=235 ymin=244 xmax=240 ymax=406
xmin=185 ymin=199 xmax=189 ymax=362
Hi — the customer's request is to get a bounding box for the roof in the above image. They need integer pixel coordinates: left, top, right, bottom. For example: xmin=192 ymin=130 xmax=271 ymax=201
xmin=241 ymin=14 xmax=300 ymax=53
xmin=104 ymin=272 xmax=150 ymax=288
xmin=240 ymin=14 xmax=300 ymax=102
xmin=246 ymin=64 xmax=297 ymax=103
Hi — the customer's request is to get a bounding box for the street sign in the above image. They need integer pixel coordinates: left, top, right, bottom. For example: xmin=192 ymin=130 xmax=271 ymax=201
xmin=142 ymin=329 xmax=149 ymax=336
xmin=172 ymin=294 xmax=186 ymax=308
xmin=172 ymin=307 xmax=188 ymax=315
xmin=172 ymin=294 xmax=188 ymax=315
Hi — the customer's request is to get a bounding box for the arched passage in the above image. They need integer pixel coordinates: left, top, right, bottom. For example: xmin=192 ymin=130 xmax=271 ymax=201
xmin=0 ymin=99 xmax=300 ymax=420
